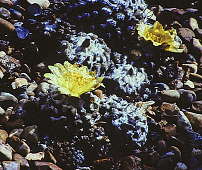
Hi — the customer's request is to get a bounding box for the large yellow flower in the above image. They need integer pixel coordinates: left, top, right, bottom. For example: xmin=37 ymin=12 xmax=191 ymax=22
xmin=44 ymin=61 xmax=104 ymax=97
xmin=137 ymin=21 xmax=184 ymax=53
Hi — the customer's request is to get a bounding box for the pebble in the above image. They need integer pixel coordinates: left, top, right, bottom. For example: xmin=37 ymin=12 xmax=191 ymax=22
xmin=0 ymin=129 xmax=8 ymax=143
xmin=27 ymin=0 xmax=50 ymax=9
xmin=119 ymin=155 xmax=142 ymax=170
xmin=0 ymin=68 xmax=4 ymax=79
xmin=25 ymin=152 xmax=44 ymax=160
xmin=94 ymin=89 xmax=104 ymax=99
xmin=195 ymin=28 xmax=202 ymax=39
xmin=0 ymin=107 xmax=5 ymax=115
xmin=34 ymin=161 xmax=62 ymax=170
xmin=0 ymin=8 xmax=11 ymax=19
xmin=157 ymin=140 xmax=167 ymax=155
xmin=9 ymin=129 xmax=23 ymax=138
xmin=0 ymin=0 xmax=13 ymax=6
xmin=170 ymin=146 xmax=181 ymax=162
xmin=13 ymin=153 xmax=30 ymax=169
xmin=192 ymin=101 xmax=202 ymax=113
xmin=20 ymin=125 xmax=38 ymax=145
xmin=161 ymin=90 xmax=181 ymax=103
xmin=189 ymin=73 xmax=202 ymax=82
xmin=7 ymin=136 xmax=30 ymax=156
xmin=174 ymin=162 xmax=188 ymax=170
xmin=38 ymin=82 xmax=50 ymax=93
xmin=178 ymin=28 xmax=195 ymax=42
xmin=17 ymin=141 xmax=31 ymax=157
xmin=142 ymin=151 xmax=160 ymax=167
xmin=184 ymin=110 xmax=202 ymax=129
xmin=0 ymin=54 xmax=21 ymax=72
xmin=157 ymin=157 xmax=175 ymax=170
xmin=11 ymin=78 xmax=28 ymax=89
xmin=0 ymin=143 xmax=13 ymax=161
xmin=183 ymin=80 xmax=195 ymax=89
xmin=178 ymin=89 xmax=196 ymax=106
xmin=189 ymin=18 xmax=199 ymax=31
xmin=2 ymin=161 xmax=20 ymax=170
xmin=182 ymin=63 xmax=198 ymax=74
xmin=0 ymin=18 xmax=15 ymax=33
xmin=27 ymin=4 xmax=42 ymax=17
xmin=15 ymin=26 xmax=30 ymax=39
xmin=163 ymin=124 xmax=177 ymax=138
xmin=44 ymin=149 xmax=57 ymax=164
xmin=26 ymin=82 xmax=38 ymax=96
xmin=192 ymin=38 xmax=202 ymax=54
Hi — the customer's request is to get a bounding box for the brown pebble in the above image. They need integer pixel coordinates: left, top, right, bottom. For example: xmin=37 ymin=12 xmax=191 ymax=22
xmin=0 ymin=0 xmax=13 ymax=6
xmin=142 ymin=151 xmax=160 ymax=167
xmin=94 ymin=89 xmax=104 ymax=99
xmin=34 ymin=161 xmax=62 ymax=170
xmin=170 ymin=146 xmax=182 ymax=162
xmin=0 ymin=18 xmax=15 ymax=33
xmin=192 ymin=101 xmax=202 ymax=113
xmin=162 ymin=124 xmax=177 ymax=138
xmin=184 ymin=110 xmax=202 ymax=129
xmin=157 ymin=140 xmax=167 ymax=155
xmin=119 ymin=155 xmax=142 ymax=170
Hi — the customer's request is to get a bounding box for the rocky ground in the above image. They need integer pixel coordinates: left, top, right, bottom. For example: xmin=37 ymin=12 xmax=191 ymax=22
xmin=0 ymin=0 xmax=202 ymax=169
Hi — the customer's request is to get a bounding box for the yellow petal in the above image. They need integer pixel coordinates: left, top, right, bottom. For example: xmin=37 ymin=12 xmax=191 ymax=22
xmin=44 ymin=61 xmax=104 ymax=97
xmin=137 ymin=21 xmax=184 ymax=53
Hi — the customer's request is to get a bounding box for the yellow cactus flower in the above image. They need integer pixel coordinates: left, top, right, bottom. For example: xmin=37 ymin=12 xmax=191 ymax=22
xmin=44 ymin=61 xmax=104 ymax=98
xmin=137 ymin=21 xmax=184 ymax=53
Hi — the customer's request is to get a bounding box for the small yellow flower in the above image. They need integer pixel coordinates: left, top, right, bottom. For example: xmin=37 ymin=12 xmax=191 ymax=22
xmin=137 ymin=21 xmax=184 ymax=53
xmin=44 ymin=61 xmax=104 ymax=97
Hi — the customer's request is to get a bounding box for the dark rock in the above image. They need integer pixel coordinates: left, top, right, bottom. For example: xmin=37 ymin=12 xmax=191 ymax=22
xmin=195 ymin=28 xmax=202 ymax=39
xmin=9 ymin=9 xmax=23 ymax=20
xmin=44 ymin=149 xmax=57 ymax=164
xmin=34 ymin=161 xmax=62 ymax=170
xmin=20 ymin=125 xmax=38 ymax=146
xmin=27 ymin=4 xmax=42 ymax=17
xmin=7 ymin=136 xmax=30 ymax=157
xmin=119 ymin=155 xmax=142 ymax=170
xmin=156 ymin=157 xmax=174 ymax=170
xmin=178 ymin=89 xmax=196 ymax=107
